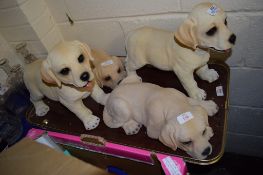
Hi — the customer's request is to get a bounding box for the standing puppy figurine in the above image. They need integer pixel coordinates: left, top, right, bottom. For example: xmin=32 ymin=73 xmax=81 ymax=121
xmin=103 ymin=75 xmax=218 ymax=160
xmin=23 ymin=41 xmax=109 ymax=130
xmin=91 ymin=49 xmax=127 ymax=89
xmin=125 ymin=2 xmax=236 ymax=100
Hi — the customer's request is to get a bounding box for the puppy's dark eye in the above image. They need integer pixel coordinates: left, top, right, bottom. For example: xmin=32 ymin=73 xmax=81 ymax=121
xmin=206 ymin=26 xmax=217 ymax=36
xmin=224 ymin=18 xmax=228 ymax=26
xmin=60 ymin=67 xmax=70 ymax=75
xmin=182 ymin=140 xmax=192 ymax=145
xmin=117 ymin=67 xmax=121 ymax=74
xmin=202 ymin=129 xmax=206 ymax=136
xmin=104 ymin=76 xmax=111 ymax=81
xmin=78 ymin=54 xmax=85 ymax=63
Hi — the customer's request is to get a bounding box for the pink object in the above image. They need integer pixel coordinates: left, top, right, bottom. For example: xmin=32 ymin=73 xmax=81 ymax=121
xmin=27 ymin=128 xmax=187 ymax=175
xmin=26 ymin=128 xmax=45 ymax=139
xmin=157 ymin=154 xmax=188 ymax=175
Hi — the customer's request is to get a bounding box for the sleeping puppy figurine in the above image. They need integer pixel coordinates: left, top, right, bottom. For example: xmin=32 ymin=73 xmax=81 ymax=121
xmin=125 ymin=2 xmax=236 ymax=100
xmin=23 ymin=41 xmax=109 ymax=130
xmin=91 ymin=49 xmax=127 ymax=89
xmin=103 ymin=75 xmax=218 ymax=160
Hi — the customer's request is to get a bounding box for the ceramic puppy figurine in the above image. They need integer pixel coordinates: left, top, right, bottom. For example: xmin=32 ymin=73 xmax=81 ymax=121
xmin=125 ymin=2 xmax=236 ymax=100
xmin=91 ymin=49 xmax=127 ymax=89
xmin=23 ymin=41 xmax=109 ymax=130
xmin=103 ymin=75 xmax=218 ymax=160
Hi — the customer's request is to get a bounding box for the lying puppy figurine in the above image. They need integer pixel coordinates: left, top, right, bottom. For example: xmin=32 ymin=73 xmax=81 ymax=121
xmin=125 ymin=2 xmax=236 ymax=100
xmin=23 ymin=41 xmax=108 ymax=130
xmin=103 ymin=75 xmax=218 ymax=160
xmin=91 ymin=49 xmax=127 ymax=89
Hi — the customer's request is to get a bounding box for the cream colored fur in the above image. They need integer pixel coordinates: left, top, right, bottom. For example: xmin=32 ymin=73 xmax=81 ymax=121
xmin=103 ymin=75 xmax=218 ymax=160
xmin=91 ymin=49 xmax=127 ymax=89
xmin=125 ymin=2 xmax=235 ymax=100
xmin=23 ymin=41 xmax=109 ymax=130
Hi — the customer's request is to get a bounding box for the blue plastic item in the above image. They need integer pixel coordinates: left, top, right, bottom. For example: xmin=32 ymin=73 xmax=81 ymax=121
xmin=107 ymin=166 xmax=128 ymax=175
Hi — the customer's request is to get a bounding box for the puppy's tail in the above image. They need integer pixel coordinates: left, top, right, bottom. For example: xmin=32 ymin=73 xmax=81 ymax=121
xmin=103 ymin=107 xmax=123 ymax=128
xmin=103 ymin=98 xmax=131 ymax=128
xmin=119 ymin=74 xmax=142 ymax=85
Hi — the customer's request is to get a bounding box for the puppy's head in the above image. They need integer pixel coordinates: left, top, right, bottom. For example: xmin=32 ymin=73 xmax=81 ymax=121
xmin=93 ymin=56 xmax=127 ymax=89
xmin=175 ymin=2 xmax=236 ymax=52
xmin=41 ymin=41 xmax=95 ymax=88
xmin=159 ymin=106 xmax=213 ymax=160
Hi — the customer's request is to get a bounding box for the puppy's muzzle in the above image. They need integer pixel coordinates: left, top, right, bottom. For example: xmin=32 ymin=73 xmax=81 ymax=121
xmin=202 ymin=146 xmax=211 ymax=156
xmin=80 ymin=72 xmax=90 ymax=82
xmin=229 ymin=34 xmax=236 ymax=45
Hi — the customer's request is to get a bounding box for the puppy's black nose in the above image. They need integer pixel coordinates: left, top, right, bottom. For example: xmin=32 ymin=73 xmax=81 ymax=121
xmin=80 ymin=72 xmax=90 ymax=82
xmin=229 ymin=34 xmax=236 ymax=45
xmin=202 ymin=147 xmax=211 ymax=156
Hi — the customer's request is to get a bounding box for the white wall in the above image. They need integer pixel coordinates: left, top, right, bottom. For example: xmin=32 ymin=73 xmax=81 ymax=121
xmin=0 ymin=0 xmax=262 ymax=157
xmin=0 ymin=0 xmax=46 ymax=59
xmin=0 ymin=0 xmax=64 ymax=62
xmin=0 ymin=33 xmax=23 ymax=83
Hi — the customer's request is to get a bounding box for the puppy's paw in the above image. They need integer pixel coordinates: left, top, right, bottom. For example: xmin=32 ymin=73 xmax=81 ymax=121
xmin=207 ymin=69 xmax=219 ymax=83
xmin=197 ymin=67 xmax=219 ymax=83
xmin=206 ymin=126 xmax=214 ymax=139
xmin=190 ymin=88 xmax=207 ymax=100
xmin=83 ymin=115 xmax=100 ymax=130
xmin=35 ymin=103 xmax=50 ymax=116
xmin=206 ymin=69 xmax=219 ymax=83
xmin=120 ymin=74 xmax=142 ymax=85
xmin=201 ymin=100 xmax=219 ymax=116
xmin=123 ymin=120 xmax=142 ymax=135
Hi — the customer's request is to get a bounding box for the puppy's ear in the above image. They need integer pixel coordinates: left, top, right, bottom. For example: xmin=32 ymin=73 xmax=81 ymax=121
xmin=115 ymin=56 xmax=125 ymax=66
xmin=41 ymin=60 xmax=62 ymax=87
xmin=175 ymin=17 xmax=198 ymax=50
xmin=74 ymin=40 xmax=94 ymax=61
xmin=112 ymin=56 xmax=124 ymax=68
xmin=93 ymin=67 xmax=103 ymax=87
xmin=159 ymin=123 xmax=177 ymax=151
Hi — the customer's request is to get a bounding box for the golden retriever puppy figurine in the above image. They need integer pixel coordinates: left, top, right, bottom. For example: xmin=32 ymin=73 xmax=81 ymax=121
xmin=91 ymin=49 xmax=127 ymax=89
xmin=23 ymin=41 xmax=109 ymax=130
xmin=125 ymin=2 xmax=236 ymax=100
xmin=103 ymin=75 xmax=218 ymax=160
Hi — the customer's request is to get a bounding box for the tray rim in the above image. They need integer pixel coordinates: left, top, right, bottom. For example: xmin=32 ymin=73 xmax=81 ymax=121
xmin=25 ymin=61 xmax=230 ymax=165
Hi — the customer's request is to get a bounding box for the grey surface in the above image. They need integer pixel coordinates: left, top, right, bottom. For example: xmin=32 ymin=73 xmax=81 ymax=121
xmin=225 ymin=132 xmax=263 ymax=157
xmin=227 ymin=106 xmax=263 ymax=136
xmin=225 ymin=67 xmax=263 ymax=157
xmin=229 ymin=68 xmax=263 ymax=108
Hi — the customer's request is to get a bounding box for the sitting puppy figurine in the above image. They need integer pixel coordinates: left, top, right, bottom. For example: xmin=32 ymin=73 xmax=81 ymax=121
xmin=91 ymin=49 xmax=127 ymax=89
xmin=103 ymin=75 xmax=218 ymax=160
xmin=125 ymin=2 xmax=236 ymax=100
xmin=23 ymin=41 xmax=108 ymax=130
